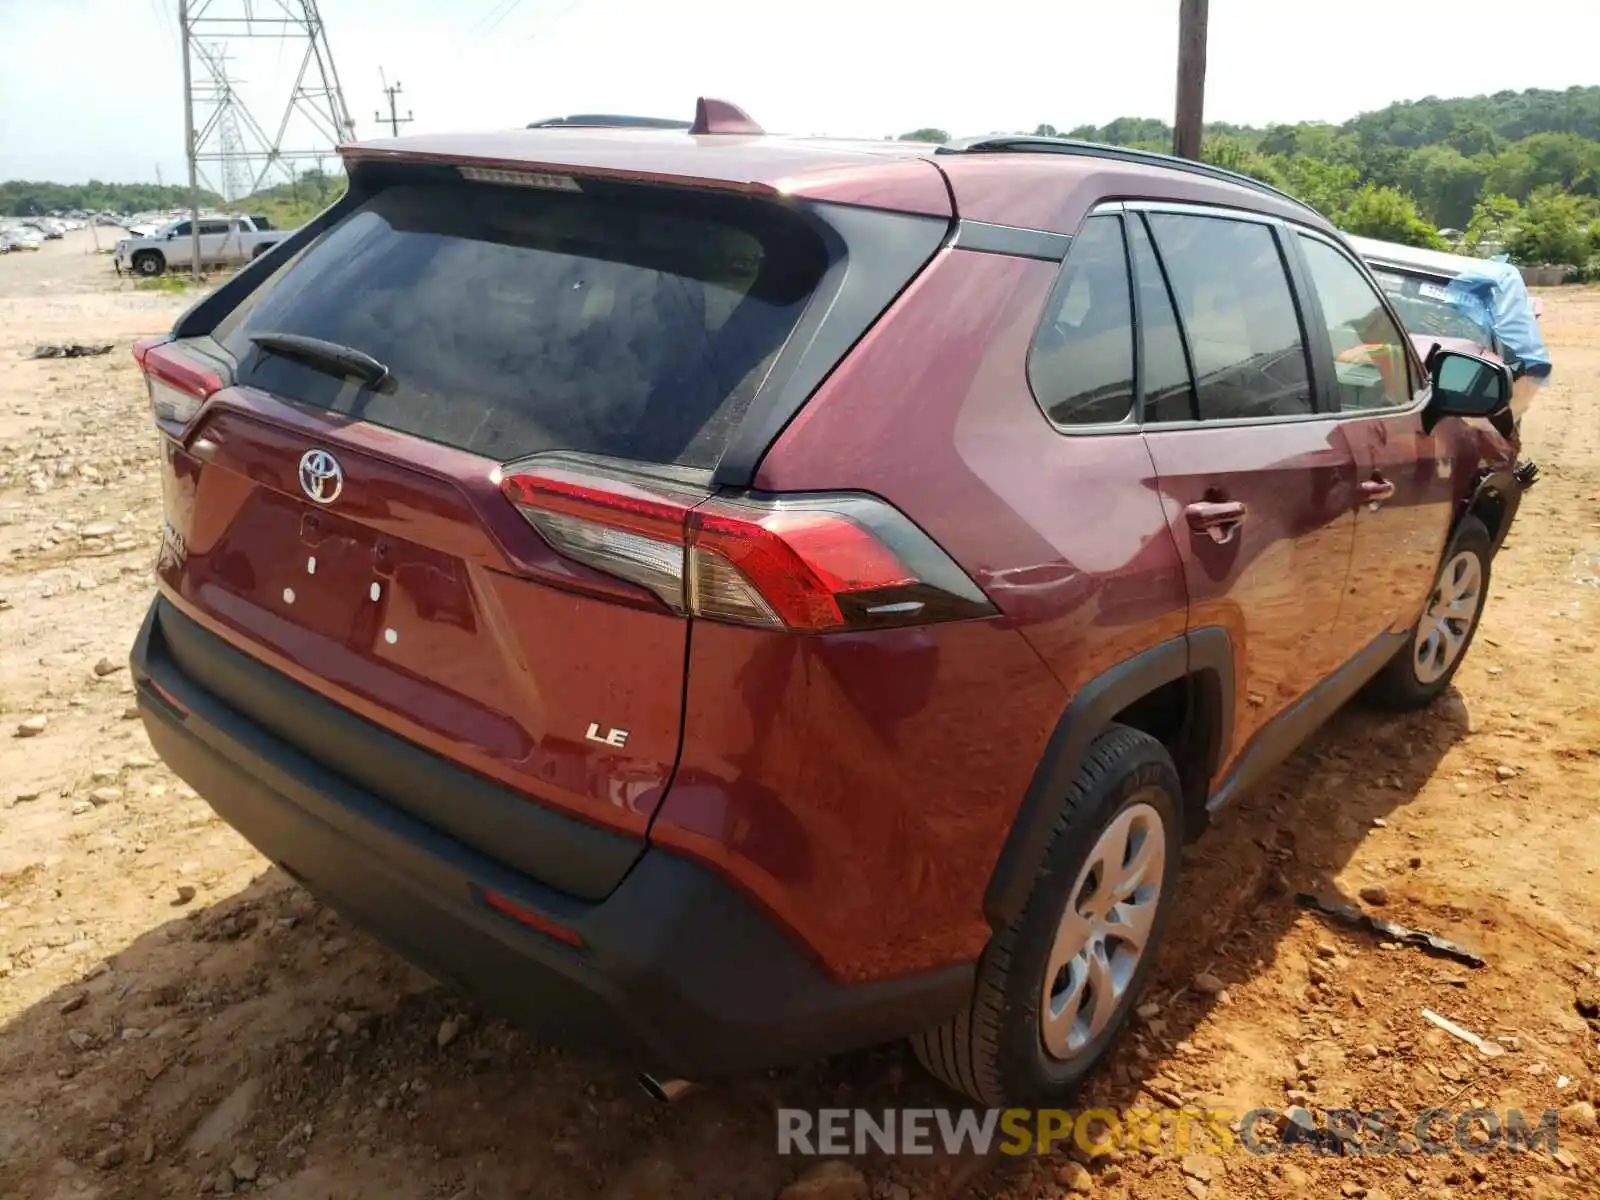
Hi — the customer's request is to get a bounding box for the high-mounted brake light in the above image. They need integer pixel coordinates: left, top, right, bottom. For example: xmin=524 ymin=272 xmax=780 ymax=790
xmin=134 ymin=338 xmax=224 ymax=429
xmin=500 ymin=457 xmax=995 ymax=632
xmin=458 ymin=166 xmax=582 ymax=192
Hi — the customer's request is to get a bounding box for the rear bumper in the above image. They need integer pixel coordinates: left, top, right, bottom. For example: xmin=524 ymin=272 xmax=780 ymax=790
xmin=132 ymin=597 xmax=968 ymax=1077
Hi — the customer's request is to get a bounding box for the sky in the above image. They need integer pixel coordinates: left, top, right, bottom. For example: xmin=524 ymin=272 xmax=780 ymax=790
xmin=1 ymin=0 xmax=1598 ymax=186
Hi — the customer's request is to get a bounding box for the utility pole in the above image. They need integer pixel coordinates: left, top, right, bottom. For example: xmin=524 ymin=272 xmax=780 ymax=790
xmin=178 ymin=0 xmax=202 ymax=281
xmin=1173 ymin=0 xmax=1209 ymax=161
xmin=377 ymin=70 xmax=413 ymax=138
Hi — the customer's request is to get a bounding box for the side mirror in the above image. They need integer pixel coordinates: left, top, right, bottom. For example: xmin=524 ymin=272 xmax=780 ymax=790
xmin=1424 ymin=348 xmax=1512 ymax=429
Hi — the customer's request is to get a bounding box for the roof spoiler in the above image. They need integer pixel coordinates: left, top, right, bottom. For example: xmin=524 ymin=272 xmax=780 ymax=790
xmin=689 ymin=97 xmax=764 ymax=136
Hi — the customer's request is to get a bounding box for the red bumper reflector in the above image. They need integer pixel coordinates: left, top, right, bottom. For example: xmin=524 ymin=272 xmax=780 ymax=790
xmin=482 ymin=889 xmax=585 ymax=948
xmin=144 ymin=678 xmax=190 ymax=718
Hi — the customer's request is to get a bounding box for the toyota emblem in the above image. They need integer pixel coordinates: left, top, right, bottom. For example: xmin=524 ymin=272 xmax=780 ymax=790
xmin=298 ymin=449 xmax=344 ymax=504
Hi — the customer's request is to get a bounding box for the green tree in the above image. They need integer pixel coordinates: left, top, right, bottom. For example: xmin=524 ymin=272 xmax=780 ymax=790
xmin=0 ymin=180 xmax=224 ymax=216
xmin=1346 ymin=86 xmax=1600 ymax=147
xmin=1336 ymin=185 xmax=1445 ymax=248
xmin=1275 ymin=157 xmax=1361 ymax=218
xmin=898 ymin=128 xmax=949 ymax=144
xmin=1258 ymin=123 xmax=1362 ymax=168
xmin=1202 ymin=137 xmax=1284 ymax=187
xmin=1462 ymin=194 xmax=1523 ymax=253
xmin=1442 ymin=119 xmax=1501 ymax=157
xmin=1506 ymin=186 xmax=1597 ymax=266
xmin=1396 ymin=145 xmax=1487 ymax=229
xmin=1484 ymin=131 xmax=1600 ymax=200
xmin=1033 ymin=124 xmax=1059 ymax=138
xmin=235 ymin=168 xmax=348 ymax=228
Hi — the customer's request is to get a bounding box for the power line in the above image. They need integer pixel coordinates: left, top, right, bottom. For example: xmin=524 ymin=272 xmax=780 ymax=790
xmin=148 ymin=0 xmax=180 ymax=49
xmin=527 ymin=0 xmax=585 ymax=42
xmin=470 ymin=0 xmax=587 ymax=43
xmin=473 ymin=0 xmax=522 ymax=36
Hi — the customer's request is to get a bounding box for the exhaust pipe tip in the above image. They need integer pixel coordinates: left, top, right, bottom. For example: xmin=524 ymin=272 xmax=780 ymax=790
xmin=638 ymin=1072 xmax=696 ymax=1104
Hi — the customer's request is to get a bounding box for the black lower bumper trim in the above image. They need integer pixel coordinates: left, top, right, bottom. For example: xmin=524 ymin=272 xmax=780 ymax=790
xmin=131 ymin=596 xmax=970 ymax=1077
xmin=153 ymin=592 xmax=641 ymax=901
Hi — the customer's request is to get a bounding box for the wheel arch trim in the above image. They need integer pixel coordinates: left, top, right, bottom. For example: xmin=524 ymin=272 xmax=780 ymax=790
xmin=1463 ymin=467 xmax=1520 ymax=555
xmin=983 ymin=628 xmax=1234 ymax=931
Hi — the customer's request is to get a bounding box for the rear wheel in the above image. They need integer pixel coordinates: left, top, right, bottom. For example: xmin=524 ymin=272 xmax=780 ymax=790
xmin=1364 ymin=516 xmax=1492 ymax=711
xmin=132 ymin=251 xmax=165 ymax=277
xmin=912 ymin=725 xmax=1182 ymax=1105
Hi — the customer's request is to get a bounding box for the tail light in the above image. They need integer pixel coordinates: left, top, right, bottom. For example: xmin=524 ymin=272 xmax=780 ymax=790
xmin=134 ymin=338 xmax=224 ymax=431
xmin=500 ymin=456 xmax=995 ymax=632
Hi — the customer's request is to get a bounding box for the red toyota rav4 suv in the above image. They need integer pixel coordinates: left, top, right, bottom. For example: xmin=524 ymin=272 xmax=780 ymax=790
xmin=131 ymin=101 xmax=1523 ymax=1106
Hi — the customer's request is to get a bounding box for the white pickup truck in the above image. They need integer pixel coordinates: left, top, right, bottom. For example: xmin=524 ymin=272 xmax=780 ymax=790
xmin=115 ymin=215 xmax=296 ymax=277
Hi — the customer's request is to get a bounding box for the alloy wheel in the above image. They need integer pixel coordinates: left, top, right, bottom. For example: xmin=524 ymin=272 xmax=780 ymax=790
xmin=1040 ymin=797 xmax=1166 ymax=1060
xmin=1413 ymin=549 xmax=1483 ymax=685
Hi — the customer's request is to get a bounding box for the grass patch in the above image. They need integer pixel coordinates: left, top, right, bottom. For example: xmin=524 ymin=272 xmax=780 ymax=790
xmin=133 ymin=274 xmax=195 ymax=293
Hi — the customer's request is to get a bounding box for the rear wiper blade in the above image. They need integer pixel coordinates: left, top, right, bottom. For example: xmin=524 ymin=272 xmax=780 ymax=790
xmin=250 ymin=332 xmax=391 ymax=388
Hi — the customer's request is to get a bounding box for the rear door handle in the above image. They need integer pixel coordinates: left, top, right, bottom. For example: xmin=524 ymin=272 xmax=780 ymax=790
xmin=1361 ymin=478 xmax=1397 ymax=505
xmin=1184 ymin=500 xmax=1247 ymax=544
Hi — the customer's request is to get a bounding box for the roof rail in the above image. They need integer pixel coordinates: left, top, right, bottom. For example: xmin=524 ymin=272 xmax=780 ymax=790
xmin=526 ymin=98 xmax=766 ymax=136
xmin=527 ymin=114 xmax=692 ymax=130
xmin=937 ymin=135 xmax=1318 ymax=216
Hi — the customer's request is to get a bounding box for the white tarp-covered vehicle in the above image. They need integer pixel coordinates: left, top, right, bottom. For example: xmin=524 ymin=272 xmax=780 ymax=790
xmin=1349 ymin=234 xmax=1552 ymax=422
xmin=1351 ymin=234 xmax=1547 ymax=493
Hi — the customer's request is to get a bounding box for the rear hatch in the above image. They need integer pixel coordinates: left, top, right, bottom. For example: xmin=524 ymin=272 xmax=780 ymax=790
xmin=146 ymin=173 xmax=840 ymax=897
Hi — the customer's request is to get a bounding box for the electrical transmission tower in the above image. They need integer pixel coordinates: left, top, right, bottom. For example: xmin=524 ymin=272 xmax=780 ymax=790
xmin=192 ymin=44 xmax=249 ymax=202
xmin=178 ymin=0 xmax=357 ymax=274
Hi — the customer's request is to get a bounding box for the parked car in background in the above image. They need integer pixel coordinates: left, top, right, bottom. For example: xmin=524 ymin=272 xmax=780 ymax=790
xmin=130 ymin=104 xmax=1526 ymax=1107
xmin=1349 ymin=235 xmax=1550 ymax=421
xmin=2 ymin=224 xmax=43 ymax=251
xmin=114 ymin=214 xmax=297 ymax=276
xmin=1351 ymin=234 xmax=1545 ymax=490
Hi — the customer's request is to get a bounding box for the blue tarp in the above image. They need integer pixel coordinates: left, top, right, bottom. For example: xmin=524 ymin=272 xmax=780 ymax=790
xmin=1444 ymin=260 xmax=1553 ymax=378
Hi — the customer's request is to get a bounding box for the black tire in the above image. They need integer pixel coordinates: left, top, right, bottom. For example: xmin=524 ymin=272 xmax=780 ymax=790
xmin=251 ymin=244 xmax=269 ymax=260
xmin=132 ymin=251 xmax=165 ymax=277
xmin=912 ymin=725 xmax=1184 ymax=1106
xmin=1363 ymin=516 xmax=1493 ymax=712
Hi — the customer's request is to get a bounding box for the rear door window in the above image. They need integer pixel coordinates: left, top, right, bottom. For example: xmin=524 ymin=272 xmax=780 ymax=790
xmin=1028 ymin=214 xmax=1136 ymax=427
xmin=1127 ymin=215 xmax=1197 ymax=424
xmin=214 ymin=181 xmax=827 ymax=468
xmin=1297 ymin=234 xmax=1413 ymax=411
xmin=1145 ymin=214 xmax=1313 ymax=421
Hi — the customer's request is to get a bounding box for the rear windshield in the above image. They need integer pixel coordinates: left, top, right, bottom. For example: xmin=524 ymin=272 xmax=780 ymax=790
xmin=214 ymin=180 xmax=827 ymax=468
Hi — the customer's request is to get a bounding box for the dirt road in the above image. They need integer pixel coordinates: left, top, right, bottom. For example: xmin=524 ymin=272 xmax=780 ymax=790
xmin=1 ymin=230 xmax=1596 ymax=1200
